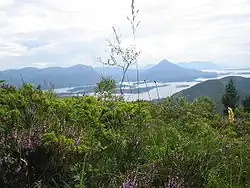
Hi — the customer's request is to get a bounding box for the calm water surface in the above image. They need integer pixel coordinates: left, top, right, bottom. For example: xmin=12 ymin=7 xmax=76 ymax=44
xmin=54 ymin=69 xmax=250 ymax=101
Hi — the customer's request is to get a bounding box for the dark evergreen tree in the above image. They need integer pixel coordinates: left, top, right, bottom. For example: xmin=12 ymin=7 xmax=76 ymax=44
xmin=242 ymin=96 xmax=250 ymax=113
xmin=221 ymin=78 xmax=239 ymax=114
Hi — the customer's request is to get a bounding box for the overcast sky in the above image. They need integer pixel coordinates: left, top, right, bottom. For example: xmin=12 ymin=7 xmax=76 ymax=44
xmin=0 ymin=0 xmax=249 ymax=70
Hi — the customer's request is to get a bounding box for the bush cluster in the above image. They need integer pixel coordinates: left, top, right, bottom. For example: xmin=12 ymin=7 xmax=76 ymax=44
xmin=0 ymin=83 xmax=250 ymax=187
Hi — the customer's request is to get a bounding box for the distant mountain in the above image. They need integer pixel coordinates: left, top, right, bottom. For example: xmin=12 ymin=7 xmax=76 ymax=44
xmin=174 ymin=76 xmax=250 ymax=112
xmin=95 ymin=66 xmax=122 ymax=79
xmin=178 ymin=61 xmax=220 ymax=70
xmin=0 ymin=64 xmax=100 ymax=89
xmin=0 ymin=60 xmax=220 ymax=89
xmin=95 ymin=66 xmax=138 ymax=81
xmin=142 ymin=59 xmax=218 ymax=82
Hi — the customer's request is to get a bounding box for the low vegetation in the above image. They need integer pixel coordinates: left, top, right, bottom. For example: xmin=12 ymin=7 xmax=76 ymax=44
xmin=1 ymin=0 xmax=249 ymax=187
xmin=1 ymin=79 xmax=250 ymax=187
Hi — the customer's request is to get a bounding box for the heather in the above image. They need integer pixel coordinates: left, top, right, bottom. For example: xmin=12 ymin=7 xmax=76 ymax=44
xmin=1 ymin=0 xmax=250 ymax=187
xmin=0 ymin=82 xmax=250 ymax=187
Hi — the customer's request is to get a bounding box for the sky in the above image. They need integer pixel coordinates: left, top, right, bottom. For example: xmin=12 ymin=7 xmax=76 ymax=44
xmin=0 ymin=0 xmax=250 ymax=70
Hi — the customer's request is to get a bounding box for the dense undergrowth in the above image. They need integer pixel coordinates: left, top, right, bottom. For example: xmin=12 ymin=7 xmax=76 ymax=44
xmin=0 ymin=83 xmax=250 ymax=188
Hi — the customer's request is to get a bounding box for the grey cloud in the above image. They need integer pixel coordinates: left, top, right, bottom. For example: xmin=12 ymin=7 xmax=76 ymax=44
xmin=21 ymin=40 xmax=49 ymax=50
xmin=0 ymin=0 xmax=250 ymax=69
xmin=0 ymin=37 xmax=107 ymax=69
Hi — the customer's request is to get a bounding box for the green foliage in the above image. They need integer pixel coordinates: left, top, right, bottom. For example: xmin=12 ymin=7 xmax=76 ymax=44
xmin=243 ymin=96 xmax=250 ymax=113
xmin=222 ymin=78 xmax=240 ymax=114
xmin=2 ymin=0 xmax=249 ymax=186
xmin=95 ymin=76 xmax=117 ymax=100
xmin=1 ymin=83 xmax=250 ymax=187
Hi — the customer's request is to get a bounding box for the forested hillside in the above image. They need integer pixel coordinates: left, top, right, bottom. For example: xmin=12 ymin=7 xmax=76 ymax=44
xmin=174 ymin=76 xmax=250 ymax=112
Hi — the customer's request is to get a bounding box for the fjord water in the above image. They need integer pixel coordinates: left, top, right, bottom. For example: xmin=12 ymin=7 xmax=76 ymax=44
xmin=55 ymin=69 xmax=250 ymax=101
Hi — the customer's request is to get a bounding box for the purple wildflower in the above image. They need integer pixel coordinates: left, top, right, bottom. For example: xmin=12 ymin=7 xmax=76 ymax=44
xmin=122 ymin=181 xmax=133 ymax=188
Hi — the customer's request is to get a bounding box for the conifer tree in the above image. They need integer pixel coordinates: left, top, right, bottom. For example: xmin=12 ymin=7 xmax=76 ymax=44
xmin=222 ymin=78 xmax=239 ymax=114
xmin=242 ymin=96 xmax=250 ymax=113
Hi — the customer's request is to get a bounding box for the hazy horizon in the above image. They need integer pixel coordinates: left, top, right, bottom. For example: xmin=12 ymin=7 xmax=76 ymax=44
xmin=0 ymin=0 xmax=249 ymax=70
xmin=1 ymin=60 xmax=250 ymax=71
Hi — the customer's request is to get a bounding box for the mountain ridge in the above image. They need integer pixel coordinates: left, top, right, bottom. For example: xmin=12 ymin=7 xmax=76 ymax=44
xmin=0 ymin=60 xmax=219 ymax=89
xmin=178 ymin=61 xmax=221 ymax=70
xmin=0 ymin=64 xmax=101 ymax=89
xmin=141 ymin=59 xmax=218 ymax=82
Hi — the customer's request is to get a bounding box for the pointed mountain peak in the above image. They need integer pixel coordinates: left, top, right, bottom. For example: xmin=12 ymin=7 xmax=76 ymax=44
xmin=159 ymin=59 xmax=171 ymax=65
xmin=154 ymin=59 xmax=180 ymax=69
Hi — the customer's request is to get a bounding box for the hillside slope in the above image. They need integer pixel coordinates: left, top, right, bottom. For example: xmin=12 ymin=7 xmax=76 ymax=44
xmin=174 ymin=76 xmax=250 ymax=112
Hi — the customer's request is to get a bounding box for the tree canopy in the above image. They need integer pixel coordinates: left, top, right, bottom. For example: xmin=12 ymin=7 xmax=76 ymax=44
xmin=222 ymin=78 xmax=240 ymax=113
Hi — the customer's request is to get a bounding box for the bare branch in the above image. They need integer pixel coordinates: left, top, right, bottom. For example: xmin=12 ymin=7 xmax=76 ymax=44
xmin=98 ymin=0 xmax=140 ymax=95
